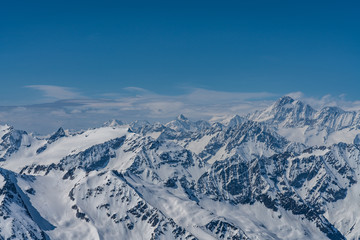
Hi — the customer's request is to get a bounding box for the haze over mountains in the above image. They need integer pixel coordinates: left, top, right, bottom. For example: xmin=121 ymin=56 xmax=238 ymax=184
xmin=1 ymin=96 xmax=360 ymax=239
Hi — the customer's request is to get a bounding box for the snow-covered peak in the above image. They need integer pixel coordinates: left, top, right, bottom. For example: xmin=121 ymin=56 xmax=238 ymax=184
xmin=249 ymin=96 xmax=315 ymax=127
xmin=276 ymin=95 xmax=295 ymax=106
xmin=166 ymin=114 xmax=196 ymax=132
xmin=177 ymin=114 xmax=188 ymax=122
xmin=314 ymin=106 xmax=360 ymax=131
xmin=226 ymin=115 xmax=245 ymax=128
xmin=0 ymin=124 xmax=13 ymax=141
xmin=129 ymin=120 xmax=150 ymax=128
xmin=103 ymin=119 xmax=126 ymax=128
xmin=48 ymin=127 xmax=66 ymax=144
xmin=319 ymin=106 xmax=345 ymax=115
xmin=0 ymin=127 xmax=32 ymax=161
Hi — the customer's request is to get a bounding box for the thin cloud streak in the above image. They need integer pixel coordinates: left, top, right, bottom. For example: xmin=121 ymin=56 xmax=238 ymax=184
xmin=1 ymin=87 xmax=360 ymax=134
xmin=0 ymin=88 xmax=277 ymax=134
xmin=288 ymin=92 xmax=360 ymax=111
xmin=25 ymin=85 xmax=82 ymax=100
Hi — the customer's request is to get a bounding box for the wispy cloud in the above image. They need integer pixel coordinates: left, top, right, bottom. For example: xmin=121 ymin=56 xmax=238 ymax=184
xmin=25 ymin=85 xmax=82 ymax=100
xmin=0 ymin=87 xmax=278 ymax=134
xmin=2 ymin=87 xmax=360 ymax=134
xmin=287 ymin=92 xmax=360 ymax=111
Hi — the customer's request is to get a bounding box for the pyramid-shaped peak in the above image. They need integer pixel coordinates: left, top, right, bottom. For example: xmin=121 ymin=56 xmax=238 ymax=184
xmin=55 ymin=127 xmax=65 ymax=135
xmin=227 ymin=115 xmax=244 ymax=127
xmin=249 ymin=95 xmax=316 ymax=127
xmin=272 ymin=96 xmax=315 ymax=112
xmin=230 ymin=114 xmax=242 ymax=120
xmin=130 ymin=120 xmax=150 ymax=126
xmin=320 ymin=106 xmax=345 ymax=114
xmin=275 ymin=96 xmax=295 ymax=106
xmin=177 ymin=114 xmax=188 ymax=121
xmin=48 ymin=127 xmax=66 ymax=144
xmin=103 ymin=119 xmax=125 ymax=127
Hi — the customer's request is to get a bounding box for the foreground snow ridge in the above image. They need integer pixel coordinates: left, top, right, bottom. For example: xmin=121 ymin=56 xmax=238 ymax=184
xmin=2 ymin=96 xmax=360 ymax=239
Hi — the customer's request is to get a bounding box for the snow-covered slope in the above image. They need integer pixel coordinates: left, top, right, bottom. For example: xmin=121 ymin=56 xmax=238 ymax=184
xmin=250 ymin=96 xmax=360 ymax=146
xmin=1 ymin=96 xmax=360 ymax=239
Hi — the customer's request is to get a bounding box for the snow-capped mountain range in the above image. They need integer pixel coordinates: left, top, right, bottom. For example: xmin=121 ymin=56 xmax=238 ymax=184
xmin=1 ymin=96 xmax=360 ymax=239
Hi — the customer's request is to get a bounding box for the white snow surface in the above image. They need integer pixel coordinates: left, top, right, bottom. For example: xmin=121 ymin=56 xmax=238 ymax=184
xmin=1 ymin=126 xmax=129 ymax=172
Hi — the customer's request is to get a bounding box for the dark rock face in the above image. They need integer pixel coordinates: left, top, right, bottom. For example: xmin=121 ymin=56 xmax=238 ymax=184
xmin=195 ymin=145 xmax=354 ymax=239
xmin=0 ymin=169 xmax=53 ymax=239
xmin=0 ymin=129 xmax=28 ymax=161
xmin=48 ymin=127 xmax=66 ymax=144
xmin=205 ymin=219 xmax=250 ymax=240
xmin=70 ymin=171 xmax=197 ymax=240
xmin=354 ymin=134 xmax=360 ymax=145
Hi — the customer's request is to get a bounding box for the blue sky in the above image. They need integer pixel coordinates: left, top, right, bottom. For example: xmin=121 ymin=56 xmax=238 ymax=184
xmin=0 ymin=1 xmax=360 ymax=132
